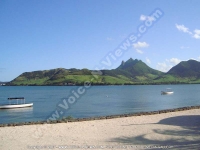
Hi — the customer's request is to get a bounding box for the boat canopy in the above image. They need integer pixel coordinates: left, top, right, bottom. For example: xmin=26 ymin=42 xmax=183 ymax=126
xmin=8 ymin=97 xmax=25 ymax=100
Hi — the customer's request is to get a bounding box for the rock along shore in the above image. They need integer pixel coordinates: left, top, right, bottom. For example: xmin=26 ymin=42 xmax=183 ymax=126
xmin=0 ymin=105 xmax=200 ymax=127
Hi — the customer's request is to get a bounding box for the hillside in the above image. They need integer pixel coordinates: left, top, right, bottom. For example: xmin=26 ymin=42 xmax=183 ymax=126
xmin=155 ymin=60 xmax=200 ymax=84
xmin=10 ymin=68 xmax=97 ymax=85
xmin=116 ymin=58 xmax=163 ymax=80
xmin=168 ymin=60 xmax=200 ymax=77
xmin=8 ymin=58 xmax=163 ymax=85
xmin=7 ymin=59 xmax=200 ymax=86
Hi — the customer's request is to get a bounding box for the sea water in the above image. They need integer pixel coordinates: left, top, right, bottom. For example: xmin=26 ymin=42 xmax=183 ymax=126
xmin=0 ymin=85 xmax=200 ymax=124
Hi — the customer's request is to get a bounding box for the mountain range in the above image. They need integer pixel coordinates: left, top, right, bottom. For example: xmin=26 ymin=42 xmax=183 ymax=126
xmin=7 ymin=58 xmax=200 ymax=86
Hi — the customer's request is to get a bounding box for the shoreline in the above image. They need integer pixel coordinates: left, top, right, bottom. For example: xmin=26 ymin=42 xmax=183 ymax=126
xmin=3 ymin=83 xmax=200 ymax=86
xmin=1 ymin=105 xmax=200 ymax=127
xmin=0 ymin=107 xmax=200 ymax=150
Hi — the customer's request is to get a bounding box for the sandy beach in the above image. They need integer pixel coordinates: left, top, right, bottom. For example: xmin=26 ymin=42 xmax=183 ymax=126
xmin=0 ymin=109 xmax=200 ymax=150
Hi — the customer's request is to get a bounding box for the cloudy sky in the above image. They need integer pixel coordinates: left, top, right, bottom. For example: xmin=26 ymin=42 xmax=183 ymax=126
xmin=0 ymin=0 xmax=200 ymax=81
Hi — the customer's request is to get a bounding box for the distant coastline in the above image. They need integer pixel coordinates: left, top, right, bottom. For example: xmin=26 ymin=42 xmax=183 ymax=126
xmin=4 ymin=82 xmax=200 ymax=86
xmin=0 ymin=82 xmax=7 ymax=86
xmin=6 ymin=59 xmax=200 ymax=86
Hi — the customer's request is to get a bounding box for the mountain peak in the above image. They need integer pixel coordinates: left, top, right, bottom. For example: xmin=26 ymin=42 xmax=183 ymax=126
xmin=128 ymin=58 xmax=134 ymax=61
xmin=179 ymin=59 xmax=198 ymax=64
xmin=121 ymin=60 xmax=125 ymax=66
xmin=118 ymin=58 xmax=140 ymax=69
xmin=167 ymin=59 xmax=200 ymax=77
xmin=127 ymin=58 xmax=139 ymax=62
xmin=117 ymin=58 xmax=162 ymax=77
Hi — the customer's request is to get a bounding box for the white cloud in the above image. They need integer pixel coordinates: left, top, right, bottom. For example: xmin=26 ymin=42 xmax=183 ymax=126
xmin=133 ymin=42 xmax=149 ymax=49
xmin=146 ymin=57 xmax=151 ymax=64
xmin=180 ymin=46 xmax=190 ymax=49
xmin=176 ymin=24 xmax=200 ymax=40
xmin=175 ymin=24 xmax=192 ymax=34
xmin=169 ymin=58 xmax=181 ymax=65
xmin=106 ymin=37 xmax=114 ymax=41
xmin=194 ymin=29 xmax=200 ymax=34
xmin=157 ymin=58 xmax=181 ymax=72
xmin=193 ymin=29 xmax=200 ymax=39
xmin=198 ymin=56 xmax=200 ymax=61
xmin=193 ymin=34 xmax=200 ymax=39
xmin=140 ymin=15 xmax=155 ymax=21
xmin=140 ymin=15 xmax=146 ymax=21
xmin=157 ymin=62 xmax=172 ymax=72
xmin=136 ymin=49 xmax=144 ymax=54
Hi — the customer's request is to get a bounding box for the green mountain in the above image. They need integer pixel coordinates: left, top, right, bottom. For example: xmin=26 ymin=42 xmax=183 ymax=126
xmin=10 ymin=68 xmax=96 ymax=85
xmin=168 ymin=60 xmax=200 ymax=77
xmin=155 ymin=59 xmax=200 ymax=84
xmin=7 ymin=59 xmax=200 ymax=86
xmin=100 ymin=58 xmax=163 ymax=83
xmin=117 ymin=58 xmax=162 ymax=78
xmin=8 ymin=58 xmax=163 ymax=85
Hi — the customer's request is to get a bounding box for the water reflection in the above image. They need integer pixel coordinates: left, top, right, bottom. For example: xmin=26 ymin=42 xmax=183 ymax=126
xmin=0 ymin=107 xmax=33 ymax=124
xmin=0 ymin=107 xmax=33 ymax=113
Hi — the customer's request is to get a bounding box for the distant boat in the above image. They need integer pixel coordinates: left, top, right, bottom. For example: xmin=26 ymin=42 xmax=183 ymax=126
xmin=0 ymin=97 xmax=33 ymax=109
xmin=161 ymin=88 xmax=174 ymax=95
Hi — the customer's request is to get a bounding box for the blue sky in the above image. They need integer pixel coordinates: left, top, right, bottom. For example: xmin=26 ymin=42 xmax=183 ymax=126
xmin=0 ymin=0 xmax=200 ymax=81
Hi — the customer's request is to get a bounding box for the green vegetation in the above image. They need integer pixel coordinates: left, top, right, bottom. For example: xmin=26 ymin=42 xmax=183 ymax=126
xmin=62 ymin=116 xmax=74 ymax=121
xmin=7 ymin=58 xmax=200 ymax=86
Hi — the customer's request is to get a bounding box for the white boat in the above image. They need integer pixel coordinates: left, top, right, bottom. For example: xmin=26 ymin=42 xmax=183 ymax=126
xmin=0 ymin=97 xmax=33 ymax=109
xmin=161 ymin=88 xmax=174 ymax=95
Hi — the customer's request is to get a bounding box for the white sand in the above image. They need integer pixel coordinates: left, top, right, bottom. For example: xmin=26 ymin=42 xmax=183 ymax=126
xmin=0 ymin=109 xmax=200 ymax=150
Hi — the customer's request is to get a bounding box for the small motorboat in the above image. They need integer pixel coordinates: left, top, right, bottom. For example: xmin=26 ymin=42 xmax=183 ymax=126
xmin=161 ymin=88 xmax=174 ymax=95
xmin=0 ymin=97 xmax=33 ymax=109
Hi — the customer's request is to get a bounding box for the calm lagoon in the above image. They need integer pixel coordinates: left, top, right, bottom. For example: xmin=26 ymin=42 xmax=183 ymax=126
xmin=0 ymin=85 xmax=200 ymax=124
